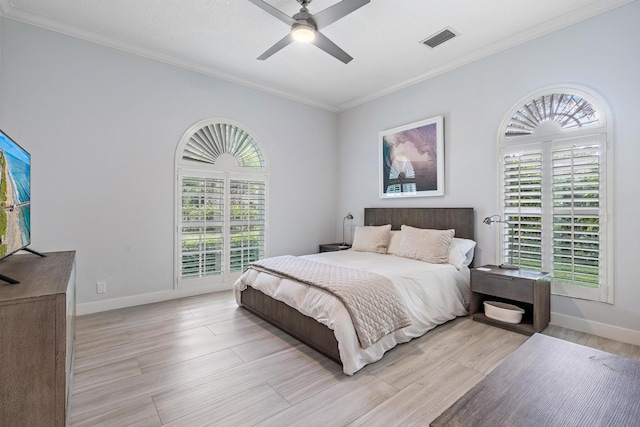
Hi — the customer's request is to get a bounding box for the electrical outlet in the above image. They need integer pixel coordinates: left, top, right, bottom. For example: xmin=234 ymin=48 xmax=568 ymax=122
xmin=97 ymin=281 xmax=106 ymax=294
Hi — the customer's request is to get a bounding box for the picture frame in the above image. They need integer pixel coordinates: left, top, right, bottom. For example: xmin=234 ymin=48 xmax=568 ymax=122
xmin=379 ymin=116 xmax=444 ymax=198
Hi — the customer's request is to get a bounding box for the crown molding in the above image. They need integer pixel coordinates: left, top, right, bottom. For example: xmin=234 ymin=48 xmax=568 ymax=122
xmin=336 ymin=0 xmax=636 ymax=111
xmin=1 ymin=0 xmax=634 ymax=114
xmin=0 ymin=2 xmax=338 ymax=112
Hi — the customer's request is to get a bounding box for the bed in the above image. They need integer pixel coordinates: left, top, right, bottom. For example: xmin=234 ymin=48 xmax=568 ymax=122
xmin=234 ymin=207 xmax=475 ymax=375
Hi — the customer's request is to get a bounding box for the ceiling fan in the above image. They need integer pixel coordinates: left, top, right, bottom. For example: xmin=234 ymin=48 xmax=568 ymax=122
xmin=248 ymin=0 xmax=370 ymax=64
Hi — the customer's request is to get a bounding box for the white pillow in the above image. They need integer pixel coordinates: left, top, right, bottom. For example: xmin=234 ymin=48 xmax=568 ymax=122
xmin=386 ymin=230 xmax=401 ymax=255
xmin=448 ymin=237 xmax=477 ymax=270
xmin=396 ymin=225 xmax=455 ymax=264
xmin=351 ymin=224 xmax=392 ymax=254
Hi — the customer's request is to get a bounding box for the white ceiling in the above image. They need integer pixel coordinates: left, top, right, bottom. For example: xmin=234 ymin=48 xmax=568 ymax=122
xmin=0 ymin=0 xmax=633 ymax=111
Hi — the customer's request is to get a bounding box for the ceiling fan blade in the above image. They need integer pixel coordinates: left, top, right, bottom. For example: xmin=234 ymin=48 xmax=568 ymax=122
xmin=257 ymin=34 xmax=294 ymax=60
xmin=312 ymin=0 xmax=370 ymax=29
xmin=247 ymin=0 xmax=296 ymax=26
xmin=312 ymin=31 xmax=353 ymax=64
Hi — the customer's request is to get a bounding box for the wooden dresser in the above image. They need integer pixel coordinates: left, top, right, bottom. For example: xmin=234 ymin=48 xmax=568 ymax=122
xmin=0 ymin=251 xmax=76 ymax=427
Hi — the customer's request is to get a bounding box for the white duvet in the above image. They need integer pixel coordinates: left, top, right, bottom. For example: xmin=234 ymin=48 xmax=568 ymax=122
xmin=233 ymin=250 xmax=470 ymax=375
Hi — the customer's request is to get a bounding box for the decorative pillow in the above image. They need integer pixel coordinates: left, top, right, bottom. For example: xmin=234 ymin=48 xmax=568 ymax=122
xmin=396 ymin=225 xmax=455 ymax=264
xmin=386 ymin=230 xmax=401 ymax=255
xmin=448 ymin=237 xmax=477 ymax=270
xmin=351 ymin=224 xmax=392 ymax=254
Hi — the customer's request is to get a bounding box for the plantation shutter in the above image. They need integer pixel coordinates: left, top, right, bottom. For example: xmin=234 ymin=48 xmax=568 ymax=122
xmin=180 ymin=176 xmax=224 ymax=278
xmin=229 ymin=180 xmax=266 ymax=272
xmin=176 ymin=120 xmax=268 ymax=290
xmin=502 ymin=149 xmax=543 ymax=270
xmin=499 ymin=90 xmax=611 ymax=302
xmin=551 ymin=138 xmax=603 ymax=289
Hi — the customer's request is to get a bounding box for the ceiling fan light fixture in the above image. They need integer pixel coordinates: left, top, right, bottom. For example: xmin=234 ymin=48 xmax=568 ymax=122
xmin=250 ymin=0 xmax=370 ymax=63
xmin=291 ymin=22 xmax=316 ymax=43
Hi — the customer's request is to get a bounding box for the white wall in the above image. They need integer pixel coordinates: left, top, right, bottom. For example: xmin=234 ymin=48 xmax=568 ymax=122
xmin=337 ymin=2 xmax=640 ymax=343
xmin=0 ymin=19 xmax=338 ymax=310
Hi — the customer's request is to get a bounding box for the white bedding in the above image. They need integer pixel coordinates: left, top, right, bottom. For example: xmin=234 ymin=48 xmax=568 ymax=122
xmin=233 ymin=250 xmax=470 ymax=375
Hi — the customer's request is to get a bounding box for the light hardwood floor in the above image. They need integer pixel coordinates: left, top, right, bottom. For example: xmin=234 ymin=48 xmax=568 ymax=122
xmin=70 ymin=291 xmax=640 ymax=426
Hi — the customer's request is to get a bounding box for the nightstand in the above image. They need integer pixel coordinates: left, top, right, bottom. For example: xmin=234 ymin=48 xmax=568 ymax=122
xmin=470 ymin=265 xmax=551 ymax=335
xmin=319 ymin=243 xmax=351 ymax=253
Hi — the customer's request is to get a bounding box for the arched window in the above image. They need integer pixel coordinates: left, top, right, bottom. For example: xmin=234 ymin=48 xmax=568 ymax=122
xmin=498 ymin=86 xmax=613 ymax=303
xmin=175 ymin=120 xmax=268 ymax=290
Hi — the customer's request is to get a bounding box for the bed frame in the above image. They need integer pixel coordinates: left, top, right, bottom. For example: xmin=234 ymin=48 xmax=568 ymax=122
xmin=240 ymin=207 xmax=475 ymax=365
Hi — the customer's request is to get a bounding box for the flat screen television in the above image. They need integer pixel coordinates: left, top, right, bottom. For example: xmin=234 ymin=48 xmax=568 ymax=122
xmin=0 ymin=129 xmax=32 ymax=280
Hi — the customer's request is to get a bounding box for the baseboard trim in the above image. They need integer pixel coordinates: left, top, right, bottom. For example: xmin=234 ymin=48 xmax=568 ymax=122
xmin=551 ymin=312 xmax=640 ymax=347
xmin=76 ymin=283 xmax=232 ymax=315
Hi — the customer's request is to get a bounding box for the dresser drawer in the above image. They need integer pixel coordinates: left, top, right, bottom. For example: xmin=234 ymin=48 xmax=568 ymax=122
xmin=472 ymin=272 xmax=534 ymax=303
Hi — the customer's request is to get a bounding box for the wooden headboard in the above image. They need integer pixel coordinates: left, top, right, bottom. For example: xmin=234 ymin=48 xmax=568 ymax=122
xmin=364 ymin=208 xmax=475 ymax=240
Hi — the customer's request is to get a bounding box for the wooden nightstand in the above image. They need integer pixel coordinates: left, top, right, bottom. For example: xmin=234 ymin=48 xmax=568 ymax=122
xmin=319 ymin=243 xmax=351 ymax=253
xmin=470 ymin=265 xmax=551 ymax=335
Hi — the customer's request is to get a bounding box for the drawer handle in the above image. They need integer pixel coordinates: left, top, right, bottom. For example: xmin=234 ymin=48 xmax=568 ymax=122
xmin=487 ymin=274 xmax=514 ymax=280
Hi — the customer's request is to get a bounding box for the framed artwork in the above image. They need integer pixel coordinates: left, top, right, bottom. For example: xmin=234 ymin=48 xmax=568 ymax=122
xmin=379 ymin=116 xmax=444 ymax=198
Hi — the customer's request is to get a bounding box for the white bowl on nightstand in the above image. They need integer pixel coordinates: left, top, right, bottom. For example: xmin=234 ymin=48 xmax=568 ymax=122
xmin=483 ymin=301 xmax=525 ymax=324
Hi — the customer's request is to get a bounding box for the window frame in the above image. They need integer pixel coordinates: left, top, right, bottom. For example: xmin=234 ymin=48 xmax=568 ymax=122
xmin=174 ymin=119 xmax=268 ymax=291
xmin=497 ymin=85 xmax=613 ymax=303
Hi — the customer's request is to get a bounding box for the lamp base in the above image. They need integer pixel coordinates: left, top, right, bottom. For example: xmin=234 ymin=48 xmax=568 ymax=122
xmin=499 ymin=263 xmax=520 ymax=270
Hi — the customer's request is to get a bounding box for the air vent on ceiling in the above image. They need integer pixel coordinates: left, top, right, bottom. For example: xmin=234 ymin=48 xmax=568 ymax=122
xmin=421 ymin=28 xmax=458 ymax=48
